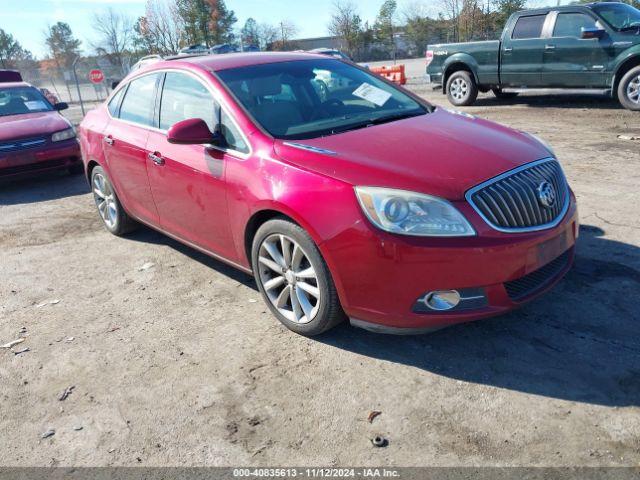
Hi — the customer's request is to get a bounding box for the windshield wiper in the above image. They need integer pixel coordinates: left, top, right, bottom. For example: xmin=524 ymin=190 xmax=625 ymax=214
xmin=325 ymin=110 xmax=425 ymax=136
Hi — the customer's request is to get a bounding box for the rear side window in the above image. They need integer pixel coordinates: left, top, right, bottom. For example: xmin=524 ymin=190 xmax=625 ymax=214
xmin=107 ymin=88 xmax=125 ymax=117
xmin=119 ymin=74 xmax=158 ymax=126
xmin=512 ymin=15 xmax=546 ymax=39
xmin=553 ymin=13 xmax=597 ymax=38
xmin=159 ymin=72 xmax=217 ymax=131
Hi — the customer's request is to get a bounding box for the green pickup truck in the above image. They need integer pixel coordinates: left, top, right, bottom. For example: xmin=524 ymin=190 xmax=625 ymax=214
xmin=426 ymin=2 xmax=640 ymax=110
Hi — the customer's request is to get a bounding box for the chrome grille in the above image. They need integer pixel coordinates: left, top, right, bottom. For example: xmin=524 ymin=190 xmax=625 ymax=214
xmin=0 ymin=136 xmax=48 ymax=153
xmin=466 ymin=158 xmax=569 ymax=232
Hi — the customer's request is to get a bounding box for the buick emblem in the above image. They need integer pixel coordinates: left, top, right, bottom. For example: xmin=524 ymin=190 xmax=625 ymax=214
xmin=537 ymin=181 xmax=556 ymax=208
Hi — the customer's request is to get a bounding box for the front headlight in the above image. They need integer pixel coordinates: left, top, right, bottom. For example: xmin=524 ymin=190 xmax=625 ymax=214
xmin=524 ymin=131 xmax=554 ymax=157
xmin=355 ymin=187 xmax=475 ymax=237
xmin=52 ymin=127 xmax=76 ymax=142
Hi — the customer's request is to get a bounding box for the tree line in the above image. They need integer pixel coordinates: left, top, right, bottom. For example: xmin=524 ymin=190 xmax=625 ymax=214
xmin=2 ymin=0 xmax=640 ymax=78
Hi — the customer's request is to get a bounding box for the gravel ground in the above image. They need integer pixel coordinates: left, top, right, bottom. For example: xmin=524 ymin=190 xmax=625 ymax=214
xmin=1 ymin=84 xmax=639 ymax=467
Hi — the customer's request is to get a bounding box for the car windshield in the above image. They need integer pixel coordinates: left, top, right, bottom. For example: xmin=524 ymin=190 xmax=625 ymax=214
xmin=592 ymin=3 xmax=640 ymax=31
xmin=0 ymin=86 xmax=53 ymax=117
xmin=216 ymin=59 xmax=427 ymax=140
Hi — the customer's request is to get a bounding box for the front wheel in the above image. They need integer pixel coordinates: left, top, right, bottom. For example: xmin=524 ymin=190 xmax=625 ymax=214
xmin=446 ymin=71 xmax=478 ymax=106
xmin=617 ymin=66 xmax=640 ymax=111
xmin=251 ymin=218 xmax=345 ymax=336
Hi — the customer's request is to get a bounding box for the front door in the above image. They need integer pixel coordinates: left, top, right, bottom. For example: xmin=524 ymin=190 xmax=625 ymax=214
xmin=542 ymin=11 xmax=610 ymax=87
xmin=500 ymin=13 xmax=549 ymax=87
xmin=103 ymin=73 xmax=160 ymax=225
xmin=145 ymin=71 xmax=249 ymax=261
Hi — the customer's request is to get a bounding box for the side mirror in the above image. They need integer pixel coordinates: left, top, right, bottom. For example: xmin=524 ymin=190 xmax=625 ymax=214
xmin=581 ymin=27 xmax=605 ymax=39
xmin=54 ymin=102 xmax=69 ymax=111
xmin=167 ymin=118 xmax=222 ymax=145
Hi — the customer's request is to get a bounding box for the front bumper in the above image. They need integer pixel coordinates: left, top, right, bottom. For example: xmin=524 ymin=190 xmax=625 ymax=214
xmin=0 ymin=139 xmax=81 ymax=177
xmin=321 ymin=195 xmax=578 ymax=333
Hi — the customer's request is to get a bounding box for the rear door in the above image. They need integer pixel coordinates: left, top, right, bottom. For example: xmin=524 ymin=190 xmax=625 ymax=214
xmin=500 ymin=13 xmax=550 ymax=87
xmin=542 ymin=10 xmax=609 ymax=87
xmin=103 ymin=73 xmax=160 ymax=226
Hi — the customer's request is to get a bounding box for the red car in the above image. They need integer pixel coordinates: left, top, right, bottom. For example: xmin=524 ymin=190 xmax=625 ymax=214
xmin=0 ymin=78 xmax=82 ymax=177
xmin=79 ymin=52 xmax=578 ymax=335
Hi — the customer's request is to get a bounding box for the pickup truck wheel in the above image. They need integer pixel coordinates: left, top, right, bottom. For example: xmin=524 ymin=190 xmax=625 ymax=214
xmin=446 ymin=71 xmax=478 ymax=107
xmin=492 ymin=88 xmax=519 ymax=100
xmin=618 ymin=66 xmax=640 ymax=111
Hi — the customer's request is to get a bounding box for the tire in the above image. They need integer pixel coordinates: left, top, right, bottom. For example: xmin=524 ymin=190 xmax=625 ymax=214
xmin=90 ymin=166 xmax=137 ymax=236
xmin=446 ymin=70 xmax=478 ymax=106
xmin=617 ymin=65 xmax=640 ymax=111
xmin=251 ymin=218 xmax=345 ymax=336
xmin=68 ymin=162 xmax=85 ymax=175
xmin=491 ymin=88 xmax=519 ymax=99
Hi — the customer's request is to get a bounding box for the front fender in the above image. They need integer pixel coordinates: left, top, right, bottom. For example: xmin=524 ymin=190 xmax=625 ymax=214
xmin=612 ymin=45 xmax=640 ymax=84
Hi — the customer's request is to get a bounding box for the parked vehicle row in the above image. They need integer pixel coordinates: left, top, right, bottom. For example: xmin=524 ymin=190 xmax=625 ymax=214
xmin=426 ymin=2 xmax=640 ymax=110
xmin=0 ymin=70 xmax=82 ymax=178
xmin=78 ymin=52 xmax=577 ymax=336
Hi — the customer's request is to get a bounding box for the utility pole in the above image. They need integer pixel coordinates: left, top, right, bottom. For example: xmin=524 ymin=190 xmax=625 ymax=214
xmin=72 ymin=56 xmax=85 ymax=117
xmin=280 ymin=21 xmax=286 ymax=50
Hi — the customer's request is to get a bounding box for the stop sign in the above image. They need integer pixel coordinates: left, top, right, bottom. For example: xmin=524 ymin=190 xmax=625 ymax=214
xmin=89 ymin=69 xmax=104 ymax=84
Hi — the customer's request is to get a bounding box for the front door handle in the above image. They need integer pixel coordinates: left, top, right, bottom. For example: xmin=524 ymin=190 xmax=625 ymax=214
xmin=148 ymin=151 xmax=164 ymax=166
xmin=104 ymin=135 xmax=114 ymax=146
xmin=545 ymin=44 xmax=556 ymax=50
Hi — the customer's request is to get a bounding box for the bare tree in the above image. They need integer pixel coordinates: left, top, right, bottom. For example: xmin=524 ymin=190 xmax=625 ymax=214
xmin=144 ymin=0 xmax=185 ymax=54
xmin=258 ymin=23 xmax=279 ymax=50
xmin=92 ymin=8 xmax=135 ymax=74
xmin=327 ymin=1 xmax=363 ymax=57
xmin=439 ymin=0 xmax=461 ymax=41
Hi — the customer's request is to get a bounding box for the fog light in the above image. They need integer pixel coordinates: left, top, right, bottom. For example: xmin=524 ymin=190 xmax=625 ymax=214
xmin=423 ymin=290 xmax=460 ymax=311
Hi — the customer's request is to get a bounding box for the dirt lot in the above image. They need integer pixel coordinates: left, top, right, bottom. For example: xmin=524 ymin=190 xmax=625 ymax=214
xmin=1 ymin=85 xmax=639 ymax=467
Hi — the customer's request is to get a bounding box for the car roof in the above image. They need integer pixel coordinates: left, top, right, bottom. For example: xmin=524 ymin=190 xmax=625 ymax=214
xmin=157 ymin=51 xmax=328 ymax=72
xmin=0 ymin=81 xmax=32 ymax=89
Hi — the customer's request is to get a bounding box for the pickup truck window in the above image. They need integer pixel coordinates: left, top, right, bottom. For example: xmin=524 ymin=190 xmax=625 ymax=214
xmin=553 ymin=13 xmax=597 ymax=38
xmin=512 ymin=15 xmax=546 ymax=39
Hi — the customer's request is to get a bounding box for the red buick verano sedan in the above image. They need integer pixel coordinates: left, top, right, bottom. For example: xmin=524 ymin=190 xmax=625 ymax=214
xmin=79 ymin=52 xmax=578 ymax=335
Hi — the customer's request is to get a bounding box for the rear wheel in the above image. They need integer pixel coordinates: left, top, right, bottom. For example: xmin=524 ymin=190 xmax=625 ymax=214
xmin=617 ymin=65 xmax=640 ymax=111
xmin=251 ymin=218 xmax=345 ymax=336
xmin=91 ymin=166 xmax=137 ymax=236
xmin=491 ymin=88 xmax=519 ymax=100
xmin=446 ymin=71 xmax=478 ymax=107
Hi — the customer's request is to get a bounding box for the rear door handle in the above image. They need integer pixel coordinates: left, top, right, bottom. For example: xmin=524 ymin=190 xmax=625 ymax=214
xmin=148 ymin=151 xmax=164 ymax=166
xmin=503 ymin=47 xmax=513 ymax=52
xmin=545 ymin=44 xmax=556 ymax=50
xmin=103 ymin=135 xmax=114 ymax=146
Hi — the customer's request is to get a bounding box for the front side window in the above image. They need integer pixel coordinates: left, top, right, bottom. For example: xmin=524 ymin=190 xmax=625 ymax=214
xmin=512 ymin=15 xmax=547 ymax=39
xmin=107 ymin=88 xmax=125 ymax=117
xmin=119 ymin=74 xmax=158 ymax=126
xmin=0 ymin=87 xmax=53 ymax=117
xmin=592 ymin=3 xmax=640 ymax=31
xmin=159 ymin=72 xmax=217 ymax=131
xmin=553 ymin=13 xmax=597 ymax=37
xmin=217 ymin=58 xmax=426 ymax=140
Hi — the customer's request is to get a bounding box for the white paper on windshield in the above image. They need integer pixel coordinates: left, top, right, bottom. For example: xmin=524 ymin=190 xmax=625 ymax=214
xmin=352 ymin=83 xmax=392 ymax=107
xmin=25 ymin=100 xmax=47 ymax=111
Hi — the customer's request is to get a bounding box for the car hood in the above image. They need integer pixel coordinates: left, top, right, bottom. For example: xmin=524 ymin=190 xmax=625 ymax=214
xmin=273 ymin=108 xmax=551 ymax=200
xmin=0 ymin=111 xmax=71 ymax=142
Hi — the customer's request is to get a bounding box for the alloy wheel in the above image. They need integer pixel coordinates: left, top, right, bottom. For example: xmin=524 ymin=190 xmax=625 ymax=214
xmin=450 ymin=78 xmax=469 ymax=101
xmin=257 ymin=234 xmax=321 ymax=324
xmin=92 ymin=173 xmax=118 ymax=229
xmin=627 ymin=74 xmax=640 ymax=105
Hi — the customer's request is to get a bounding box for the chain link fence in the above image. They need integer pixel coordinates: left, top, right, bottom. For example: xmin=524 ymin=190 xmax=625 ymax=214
xmin=17 ymin=55 xmax=133 ymax=106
